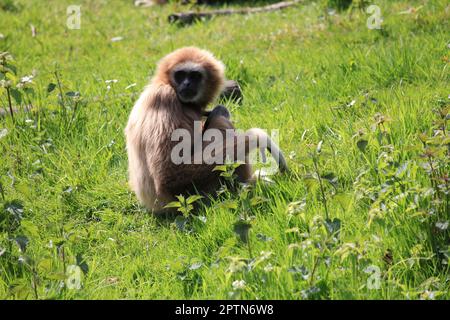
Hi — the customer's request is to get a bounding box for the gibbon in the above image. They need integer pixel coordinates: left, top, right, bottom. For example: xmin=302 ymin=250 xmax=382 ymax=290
xmin=125 ymin=47 xmax=287 ymax=213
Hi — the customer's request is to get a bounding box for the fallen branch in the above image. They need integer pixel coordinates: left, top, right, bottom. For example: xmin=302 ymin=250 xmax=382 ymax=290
xmin=168 ymin=0 xmax=303 ymax=25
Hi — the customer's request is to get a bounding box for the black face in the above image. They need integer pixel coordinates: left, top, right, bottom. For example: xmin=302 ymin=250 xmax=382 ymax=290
xmin=173 ymin=69 xmax=203 ymax=103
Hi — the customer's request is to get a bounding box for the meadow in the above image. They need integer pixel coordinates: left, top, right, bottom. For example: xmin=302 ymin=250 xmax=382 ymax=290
xmin=0 ymin=0 xmax=449 ymax=299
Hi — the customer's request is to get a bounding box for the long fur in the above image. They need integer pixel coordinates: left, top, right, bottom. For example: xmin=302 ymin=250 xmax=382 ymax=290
xmin=125 ymin=47 xmax=287 ymax=213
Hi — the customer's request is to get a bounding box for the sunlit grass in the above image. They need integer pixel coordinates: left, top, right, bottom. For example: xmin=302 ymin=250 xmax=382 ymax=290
xmin=0 ymin=0 xmax=449 ymax=299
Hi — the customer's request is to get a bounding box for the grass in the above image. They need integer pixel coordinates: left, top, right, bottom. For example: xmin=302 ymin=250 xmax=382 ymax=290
xmin=0 ymin=0 xmax=449 ymax=299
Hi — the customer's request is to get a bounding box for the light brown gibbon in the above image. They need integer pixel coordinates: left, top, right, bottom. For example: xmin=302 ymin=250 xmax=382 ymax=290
xmin=125 ymin=47 xmax=288 ymax=213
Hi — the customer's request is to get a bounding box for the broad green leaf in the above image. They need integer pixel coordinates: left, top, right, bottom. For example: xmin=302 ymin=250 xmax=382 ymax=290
xmin=76 ymin=253 xmax=89 ymax=275
xmin=233 ymin=220 xmax=252 ymax=243
xmin=175 ymin=195 xmax=185 ymax=203
xmin=217 ymin=199 xmax=238 ymax=210
xmin=164 ymin=201 xmax=182 ymax=209
xmin=187 ymin=195 xmax=203 ymax=204
xmin=37 ymin=258 xmax=53 ymax=273
xmin=250 ymin=196 xmax=267 ymax=206
xmin=174 ymin=216 xmax=188 ymax=232
xmin=356 ymin=139 xmax=368 ymax=152
xmin=324 ymin=218 xmax=341 ymax=237
xmin=47 ymin=83 xmax=56 ymax=93
xmin=14 ymin=235 xmax=29 ymax=253
xmin=10 ymin=88 xmax=22 ymax=104
xmin=21 ymin=220 xmax=39 ymax=238
xmin=213 ymin=165 xmax=228 ymax=172
xmin=334 ymin=193 xmax=352 ymax=209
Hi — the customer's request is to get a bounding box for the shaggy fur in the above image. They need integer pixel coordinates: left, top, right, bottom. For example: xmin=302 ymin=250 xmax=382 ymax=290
xmin=125 ymin=47 xmax=287 ymax=213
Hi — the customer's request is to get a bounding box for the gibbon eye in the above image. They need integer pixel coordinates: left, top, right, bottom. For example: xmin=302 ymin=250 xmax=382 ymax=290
xmin=174 ymin=70 xmax=186 ymax=84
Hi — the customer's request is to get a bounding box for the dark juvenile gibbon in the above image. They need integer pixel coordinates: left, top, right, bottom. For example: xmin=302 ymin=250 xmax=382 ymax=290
xmin=125 ymin=47 xmax=287 ymax=213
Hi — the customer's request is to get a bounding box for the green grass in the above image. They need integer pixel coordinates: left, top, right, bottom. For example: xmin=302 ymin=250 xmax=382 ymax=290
xmin=0 ymin=0 xmax=449 ymax=299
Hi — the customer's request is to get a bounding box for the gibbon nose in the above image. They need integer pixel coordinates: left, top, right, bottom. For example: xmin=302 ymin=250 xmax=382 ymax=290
xmin=182 ymin=79 xmax=192 ymax=89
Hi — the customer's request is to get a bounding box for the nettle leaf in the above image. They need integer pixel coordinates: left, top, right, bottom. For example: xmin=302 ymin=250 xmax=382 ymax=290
xmin=213 ymin=164 xmax=228 ymax=172
xmin=46 ymin=272 xmax=66 ymax=281
xmin=8 ymin=280 xmax=32 ymax=299
xmin=357 ymin=139 xmax=368 ymax=152
xmin=324 ymin=218 xmax=341 ymax=237
xmin=233 ymin=220 xmax=252 ymax=243
xmin=37 ymin=258 xmax=53 ymax=273
xmin=250 ymin=196 xmax=268 ymax=206
xmin=47 ymin=83 xmax=56 ymax=93
xmin=187 ymin=195 xmax=203 ymax=204
xmin=4 ymin=64 xmax=17 ymax=76
xmin=164 ymin=201 xmax=182 ymax=209
xmin=174 ymin=216 xmax=188 ymax=232
xmin=322 ymin=172 xmax=338 ymax=186
xmin=288 ymin=265 xmax=310 ymax=280
xmin=14 ymin=235 xmax=29 ymax=253
xmin=65 ymin=91 xmax=80 ymax=98
xmin=217 ymin=199 xmax=238 ymax=210
xmin=20 ymin=220 xmax=39 ymax=238
xmin=76 ymin=253 xmax=89 ymax=275
xmin=334 ymin=193 xmax=352 ymax=209
xmin=304 ymin=174 xmax=319 ymax=190
xmin=175 ymin=195 xmax=185 ymax=203
xmin=10 ymin=88 xmax=22 ymax=105
xmin=23 ymin=87 xmax=35 ymax=96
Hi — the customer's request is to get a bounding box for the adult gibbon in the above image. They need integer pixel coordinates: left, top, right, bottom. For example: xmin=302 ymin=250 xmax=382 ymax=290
xmin=125 ymin=47 xmax=287 ymax=213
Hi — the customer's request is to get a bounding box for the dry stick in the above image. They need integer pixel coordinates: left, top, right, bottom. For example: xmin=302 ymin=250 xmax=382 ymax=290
xmin=168 ymin=0 xmax=303 ymax=25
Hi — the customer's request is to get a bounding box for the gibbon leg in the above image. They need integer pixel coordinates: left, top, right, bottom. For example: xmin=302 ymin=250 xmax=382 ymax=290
xmin=202 ymin=105 xmax=253 ymax=182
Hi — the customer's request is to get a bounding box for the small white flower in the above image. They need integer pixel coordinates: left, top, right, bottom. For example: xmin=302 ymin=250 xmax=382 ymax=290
xmin=20 ymin=75 xmax=34 ymax=84
xmin=110 ymin=36 xmax=123 ymax=42
xmin=0 ymin=128 xmax=8 ymax=139
xmin=232 ymin=280 xmax=246 ymax=290
xmin=264 ymin=264 xmax=274 ymax=272
xmin=260 ymin=251 xmax=273 ymax=261
xmin=105 ymin=79 xmax=118 ymax=84
xmin=347 ymin=100 xmax=356 ymax=107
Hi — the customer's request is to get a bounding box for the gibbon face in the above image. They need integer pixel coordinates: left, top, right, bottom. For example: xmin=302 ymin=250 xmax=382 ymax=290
xmin=154 ymin=47 xmax=225 ymax=108
xmin=170 ymin=62 xmax=206 ymax=103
